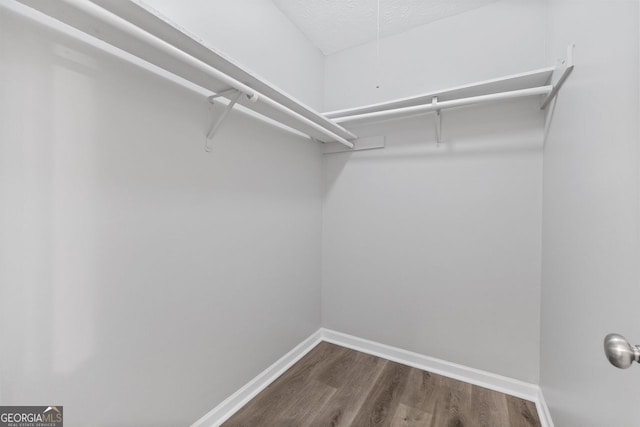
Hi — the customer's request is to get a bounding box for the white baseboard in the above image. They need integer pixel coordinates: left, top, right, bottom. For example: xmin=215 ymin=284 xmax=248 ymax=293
xmin=536 ymin=386 xmax=555 ymax=427
xmin=321 ymin=328 xmax=538 ymax=400
xmin=192 ymin=328 xmax=553 ymax=427
xmin=190 ymin=330 xmax=323 ymax=427
xmin=320 ymin=328 xmax=552 ymax=427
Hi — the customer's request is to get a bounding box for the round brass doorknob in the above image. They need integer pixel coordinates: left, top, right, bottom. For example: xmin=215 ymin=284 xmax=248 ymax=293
xmin=604 ymin=333 xmax=640 ymax=369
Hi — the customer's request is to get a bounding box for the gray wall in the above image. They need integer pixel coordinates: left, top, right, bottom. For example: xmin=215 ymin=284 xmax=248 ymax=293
xmin=324 ymin=0 xmax=546 ymax=112
xmin=0 ymin=5 xmax=322 ymax=427
xmin=143 ymin=0 xmax=325 ymax=111
xmin=5 ymin=0 xmax=640 ymax=425
xmin=322 ymin=0 xmax=547 ymax=383
xmin=540 ymin=0 xmax=640 ymax=425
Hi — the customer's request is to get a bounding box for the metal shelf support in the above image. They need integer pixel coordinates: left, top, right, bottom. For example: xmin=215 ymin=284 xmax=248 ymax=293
xmin=433 ymin=96 xmax=442 ymax=145
xmin=541 ymin=44 xmax=575 ymax=110
xmin=205 ymin=91 xmax=242 ymax=152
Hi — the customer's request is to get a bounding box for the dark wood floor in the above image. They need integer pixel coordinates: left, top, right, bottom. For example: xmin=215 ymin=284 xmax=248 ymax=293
xmin=222 ymin=342 xmax=541 ymax=427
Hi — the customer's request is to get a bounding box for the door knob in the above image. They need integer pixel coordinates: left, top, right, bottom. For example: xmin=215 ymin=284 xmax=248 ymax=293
xmin=604 ymin=333 xmax=640 ymax=369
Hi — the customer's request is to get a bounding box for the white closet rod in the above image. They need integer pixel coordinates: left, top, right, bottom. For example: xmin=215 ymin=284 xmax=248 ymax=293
xmin=59 ymin=0 xmax=355 ymax=149
xmin=333 ymin=85 xmax=553 ymax=124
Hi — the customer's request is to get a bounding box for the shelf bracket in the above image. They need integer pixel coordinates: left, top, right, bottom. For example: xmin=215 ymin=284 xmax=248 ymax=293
xmin=433 ymin=96 xmax=442 ymax=145
xmin=541 ymin=44 xmax=575 ymax=110
xmin=322 ymin=136 xmax=384 ymax=154
xmin=205 ymin=90 xmax=243 ymax=152
xmin=208 ymin=88 xmax=238 ymax=101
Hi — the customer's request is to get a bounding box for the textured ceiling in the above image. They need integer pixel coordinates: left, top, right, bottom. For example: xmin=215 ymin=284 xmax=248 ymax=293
xmin=272 ymin=0 xmax=500 ymax=55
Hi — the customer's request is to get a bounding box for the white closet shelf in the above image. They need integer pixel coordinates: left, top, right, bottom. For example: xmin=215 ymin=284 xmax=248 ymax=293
xmin=12 ymin=0 xmax=573 ymax=149
xmin=324 ymin=67 xmax=562 ymax=128
xmin=323 ymin=42 xmax=573 ymax=143
xmin=15 ymin=0 xmax=356 ymax=148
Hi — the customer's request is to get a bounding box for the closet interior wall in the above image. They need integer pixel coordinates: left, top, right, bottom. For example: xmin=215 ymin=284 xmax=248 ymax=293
xmin=0 ymin=2 xmax=324 ymax=426
xmin=322 ymin=0 xmax=547 ymax=384
xmin=4 ymin=0 xmax=635 ymax=426
xmin=541 ymin=0 xmax=640 ymax=425
xmin=143 ymin=0 xmax=325 ymax=111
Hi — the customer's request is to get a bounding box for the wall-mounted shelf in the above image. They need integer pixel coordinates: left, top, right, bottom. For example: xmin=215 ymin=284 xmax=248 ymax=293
xmin=324 ymin=67 xmax=555 ymax=122
xmin=324 ymin=45 xmax=574 ymax=141
xmin=14 ymin=0 xmax=356 ymax=148
xmin=12 ymin=0 xmax=573 ymax=151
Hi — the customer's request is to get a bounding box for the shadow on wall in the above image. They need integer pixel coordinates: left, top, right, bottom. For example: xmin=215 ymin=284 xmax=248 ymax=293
xmin=323 ymin=97 xmax=545 ymax=196
xmin=320 ymin=93 xmax=544 ymax=383
xmin=2 ymin=9 xmax=322 ymax=427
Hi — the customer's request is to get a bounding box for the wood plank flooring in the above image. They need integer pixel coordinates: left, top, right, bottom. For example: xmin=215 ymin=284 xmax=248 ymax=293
xmin=222 ymin=342 xmax=541 ymax=427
